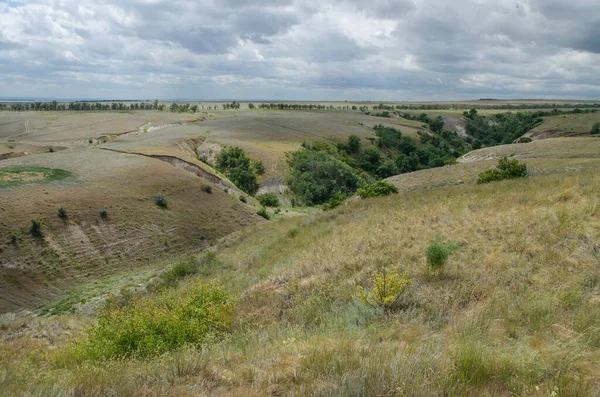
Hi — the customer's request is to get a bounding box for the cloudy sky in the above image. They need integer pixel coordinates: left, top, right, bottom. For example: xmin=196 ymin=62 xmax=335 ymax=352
xmin=0 ymin=0 xmax=599 ymax=100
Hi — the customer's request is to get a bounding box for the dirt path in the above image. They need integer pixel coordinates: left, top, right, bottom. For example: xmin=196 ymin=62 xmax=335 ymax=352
xmin=24 ymin=119 xmax=31 ymax=133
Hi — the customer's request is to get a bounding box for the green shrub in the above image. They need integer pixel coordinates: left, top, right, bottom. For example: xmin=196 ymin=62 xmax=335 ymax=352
xmin=356 ymin=181 xmax=399 ymax=198
xmin=288 ymin=227 xmax=300 ymax=238
xmin=591 ymin=122 xmax=600 ymax=135
xmin=357 ymin=266 xmax=412 ymax=310
xmin=29 ymin=219 xmax=42 ymax=237
xmin=81 ymin=281 xmax=231 ymax=359
xmin=322 ymin=191 xmax=347 ymax=210
xmin=161 ymin=260 xmax=199 ymax=286
xmin=477 ymin=157 xmax=527 ymax=184
xmin=48 ymin=147 xmax=54 ymax=153
xmin=256 ymin=193 xmax=280 ymax=207
xmin=154 ymin=192 xmax=168 ymax=208
xmin=426 ymin=235 xmax=460 ymax=271
xmin=346 ymin=135 xmax=361 ymax=154
xmin=57 ymin=206 xmax=67 ymax=219
xmin=215 ymin=147 xmax=259 ymax=194
xmin=201 ymin=185 xmax=212 ymax=194
xmin=252 ymin=160 xmax=265 ymax=175
xmin=287 ymin=149 xmax=364 ymax=205
xmin=99 ymin=208 xmax=108 ymax=218
xmin=257 ymin=206 xmax=270 ymax=219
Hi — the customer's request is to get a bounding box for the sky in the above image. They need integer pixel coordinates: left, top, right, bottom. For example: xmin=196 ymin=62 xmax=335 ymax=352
xmin=0 ymin=0 xmax=599 ymax=101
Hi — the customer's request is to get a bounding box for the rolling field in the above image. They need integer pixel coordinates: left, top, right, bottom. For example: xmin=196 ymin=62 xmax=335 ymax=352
xmin=1 ymin=104 xmax=600 ymax=396
xmin=526 ymin=112 xmax=600 ymax=139
xmin=1 ymin=133 xmax=599 ymax=395
xmin=0 ymin=108 xmax=423 ymax=313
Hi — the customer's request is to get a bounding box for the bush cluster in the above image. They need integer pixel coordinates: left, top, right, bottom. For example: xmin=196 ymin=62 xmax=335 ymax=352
xmin=81 ymin=281 xmax=231 ymax=359
xmin=287 ymin=149 xmax=364 ymax=205
xmin=57 ymin=206 xmax=67 ymax=219
xmin=356 ymin=181 xmax=399 ymax=198
xmin=215 ymin=147 xmax=259 ymax=194
xmin=477 ymin=157 xmax=528 ymax=184
xmin=256 ymin=193 xmax=280 ymax=207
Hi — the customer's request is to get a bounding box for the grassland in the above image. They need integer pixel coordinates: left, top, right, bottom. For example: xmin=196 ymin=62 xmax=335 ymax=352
xmin=526 ymin=112 xmax=600 ymax=139
xmin=1 ymin=145 xmax=599 ymax=395
xmin=1 ymin=104 xmax=600 ymax=395
xmin=0 ymin=166 xmax=71 ymax=188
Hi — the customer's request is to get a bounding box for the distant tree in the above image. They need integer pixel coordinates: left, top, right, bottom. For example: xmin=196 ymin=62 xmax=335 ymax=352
xmin=592 ymin=122 xmax=600 ymax=135
xmin=248 ymin=103 xmax=255 ymax=109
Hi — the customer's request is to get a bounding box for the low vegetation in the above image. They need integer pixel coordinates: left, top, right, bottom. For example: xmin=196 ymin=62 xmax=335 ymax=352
xmin=256 ymin=206 xmax=270 ymax=219
xmin=356 ymin=265 xmax=412 ymax=310
xmin=356 ymin=180 xmax=399 ymax=198
xmin=0 ymin=166 xmax=70 ymax=188
xmin=76 ymin=280 xmax=232 ymax=360
xmin=154 ymin=192 xmax=168 ymax=207
xmin=425 ymin=235 xmax=461 ymax=273
xmin=477 ymin=156 xmax=528 ymax=184
xmin=256 ymin=193 xmax=280 ymax=207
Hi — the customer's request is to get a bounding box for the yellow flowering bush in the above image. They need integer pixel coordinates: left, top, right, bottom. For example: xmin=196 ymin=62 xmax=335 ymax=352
xmin=357 ymin=266 xmax=412 ymax=310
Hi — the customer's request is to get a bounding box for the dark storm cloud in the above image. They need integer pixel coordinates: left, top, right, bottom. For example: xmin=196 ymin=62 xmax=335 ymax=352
xmin=0 ymin=0 xmax=599 ymax=99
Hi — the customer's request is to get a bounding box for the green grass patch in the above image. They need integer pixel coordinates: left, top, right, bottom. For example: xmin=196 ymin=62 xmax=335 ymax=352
xmin=0 ymin=166 xmax=71 ymax=188
xmin=75 ymin=280 xmax=232 ymax=360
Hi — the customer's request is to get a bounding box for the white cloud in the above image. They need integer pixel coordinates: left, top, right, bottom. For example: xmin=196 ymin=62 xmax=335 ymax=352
xmin=0 ymin=0 xmax=598 ymax=100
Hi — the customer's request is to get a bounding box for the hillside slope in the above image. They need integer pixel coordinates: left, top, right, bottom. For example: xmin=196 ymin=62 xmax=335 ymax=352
xmin=1 ymin=137 xmax=599 ymax=395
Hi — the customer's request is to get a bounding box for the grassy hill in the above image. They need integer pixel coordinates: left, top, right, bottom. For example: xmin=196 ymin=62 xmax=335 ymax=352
xmin=1 ymin=131 xmax=599 ymax=395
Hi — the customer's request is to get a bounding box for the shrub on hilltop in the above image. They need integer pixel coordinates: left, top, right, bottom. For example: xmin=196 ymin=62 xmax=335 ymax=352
xmin=477 ymin=156 xmax=528 ymax=184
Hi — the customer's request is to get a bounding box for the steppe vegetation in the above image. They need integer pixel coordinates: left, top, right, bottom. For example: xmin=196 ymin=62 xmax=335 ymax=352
xmin=1 ymin=100 xmax=599 ymax=396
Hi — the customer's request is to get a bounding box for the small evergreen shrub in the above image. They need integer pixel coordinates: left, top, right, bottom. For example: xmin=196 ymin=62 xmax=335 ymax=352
xmin=80 ymin=281 xmax=232 ymax=359
xmin=357 ymin=266 xmax=412 ymax=310
xmin=426 ymin=235 xmax=460 ymax=271
xmin=99 ymin=208 xmax=108 ymax=218
xmin=57 ymin=206 xmax=67 ymax=219
xmin=477 ymin=156 xmax=527 ymax=184
xmin=48 ymin=147 xmax=54 ymax=153
xmin=201 ymin=185 xmax=212 ymax=194
xmin=257 ymin=206 xmax=270 ymax=220
xmin=154 ymin=192 xmax=168 ymax=208
xmin=591 ymin=122 xmax=600 ymax=136
xmin=356 ymin=181 xmax=399 ymax=198
xmin=29 ymin=219 xmax=42 ymax=236
xmin=256 ymin=193 xmax=280 ymax=207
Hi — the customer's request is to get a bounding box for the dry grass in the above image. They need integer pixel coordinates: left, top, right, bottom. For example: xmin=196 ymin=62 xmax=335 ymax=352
xmin=2 ymin=157 xmax=599 ymax=395
xmin=528 ymin=113 xmax=600 ymax=138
